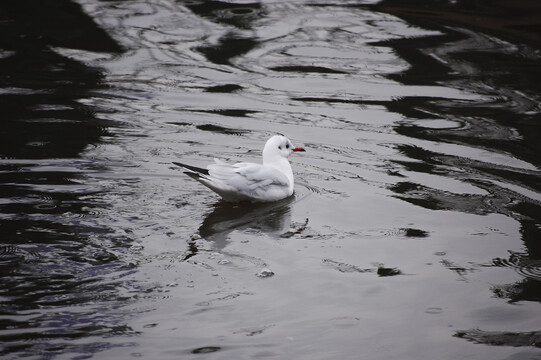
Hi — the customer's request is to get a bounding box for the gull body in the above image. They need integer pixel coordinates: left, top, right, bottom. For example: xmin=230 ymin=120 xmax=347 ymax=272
xmin=173 ymin=135 xmax=305 ymax=203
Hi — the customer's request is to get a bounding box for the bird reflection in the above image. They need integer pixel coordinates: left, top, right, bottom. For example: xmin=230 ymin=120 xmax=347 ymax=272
xmin=198 ymin=196 xmax=295 ymax=250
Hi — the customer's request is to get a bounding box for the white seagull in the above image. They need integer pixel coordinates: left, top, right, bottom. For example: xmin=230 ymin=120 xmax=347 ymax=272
xmin=173 ymin=135 xmax=305 ymax=202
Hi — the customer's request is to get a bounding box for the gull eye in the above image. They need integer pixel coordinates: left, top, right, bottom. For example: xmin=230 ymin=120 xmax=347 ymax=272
xmin=286 ymin=144 xmax=290 ymax=149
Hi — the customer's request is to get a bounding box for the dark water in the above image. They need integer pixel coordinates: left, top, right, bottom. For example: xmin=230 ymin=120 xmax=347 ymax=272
xmin=1 ymin=0 xmax=541 ymax=359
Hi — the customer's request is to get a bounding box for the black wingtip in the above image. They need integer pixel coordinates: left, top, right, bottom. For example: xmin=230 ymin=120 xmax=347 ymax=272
xmin=172 ymin=161 xmax=210 ymax=176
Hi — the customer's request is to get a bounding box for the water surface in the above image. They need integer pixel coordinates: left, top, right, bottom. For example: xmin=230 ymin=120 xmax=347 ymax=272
xmin=1 ymin=0 xmax=541 ymax=359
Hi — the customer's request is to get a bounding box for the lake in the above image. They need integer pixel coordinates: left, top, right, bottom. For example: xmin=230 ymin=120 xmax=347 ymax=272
xmin=1 ymin=0 xmax=541 ymax=359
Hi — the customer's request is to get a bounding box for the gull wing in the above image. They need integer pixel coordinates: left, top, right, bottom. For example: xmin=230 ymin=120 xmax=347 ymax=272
xmin=207 ymin=159 xmax=290 ymax=201
xmin=173 ymin=159 xmax=291 ymax=202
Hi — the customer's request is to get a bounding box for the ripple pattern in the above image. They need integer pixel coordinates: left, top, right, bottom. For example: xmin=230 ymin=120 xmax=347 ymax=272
xmin=493 ymin=252 xmax=541 ymax=281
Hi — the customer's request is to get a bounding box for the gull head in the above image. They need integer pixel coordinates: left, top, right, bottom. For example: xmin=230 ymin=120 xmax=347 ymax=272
xmin=262 ymin=135 xmax=305 ymax=164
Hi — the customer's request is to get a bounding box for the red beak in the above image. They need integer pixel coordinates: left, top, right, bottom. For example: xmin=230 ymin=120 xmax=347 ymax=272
xmin=293 ymin=147 xmax=305 ymax=152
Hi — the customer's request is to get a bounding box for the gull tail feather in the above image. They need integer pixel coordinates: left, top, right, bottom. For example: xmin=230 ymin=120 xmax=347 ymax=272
xmin=172 ymin=161 xmax=209 ymax=179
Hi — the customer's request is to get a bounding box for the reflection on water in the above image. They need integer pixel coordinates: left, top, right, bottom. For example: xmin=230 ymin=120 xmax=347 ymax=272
xmin=1 ymin=0 xmax=541 ymax=359
xmin=196 ymin=197 xmax=294 ymax=251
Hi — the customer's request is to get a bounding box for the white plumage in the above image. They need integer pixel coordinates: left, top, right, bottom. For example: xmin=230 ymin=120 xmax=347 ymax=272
xmin=173 ymin=135 xmax=305 ymax=202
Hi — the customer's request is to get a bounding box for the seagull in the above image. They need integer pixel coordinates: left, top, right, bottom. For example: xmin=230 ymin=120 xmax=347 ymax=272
xmin=173 ymin=135 xmax=305 ymax=202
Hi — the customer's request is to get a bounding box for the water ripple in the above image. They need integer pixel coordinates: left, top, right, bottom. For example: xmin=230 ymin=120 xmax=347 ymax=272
xmin=493 ymin=252 xmax=541 ymax=281
xmin=3 ymin=0 xmax=541 ymax=359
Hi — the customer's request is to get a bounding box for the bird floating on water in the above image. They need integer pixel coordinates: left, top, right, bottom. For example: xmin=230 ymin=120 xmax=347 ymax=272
xmin=173 ymin=135 xmax=305 ymax=203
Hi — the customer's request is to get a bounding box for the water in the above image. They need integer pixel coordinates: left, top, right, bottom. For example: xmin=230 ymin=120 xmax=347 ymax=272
xmin=1 ymin=0 xmax=541 ymax=359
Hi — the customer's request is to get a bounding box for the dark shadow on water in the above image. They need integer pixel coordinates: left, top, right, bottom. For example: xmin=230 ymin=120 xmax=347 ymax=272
xmin=185 ymin=1 xmax=263 ymax=65
xmin=0 ymin=0 xmax=121 ymax=159
xmin=454 ymin=328 xmax=541 ymax=348
xmin=490 ymin=221 xmax=541 ymax=304
xmin=196 ymin=34 xmax=258 ymax=66
xmin=0 ymin=1 xmax=132 ymax=358
xmin=183 ymin=0 xmax=264 ymax=30
xmin=370 ymin=0 xmax=541 ymax=47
